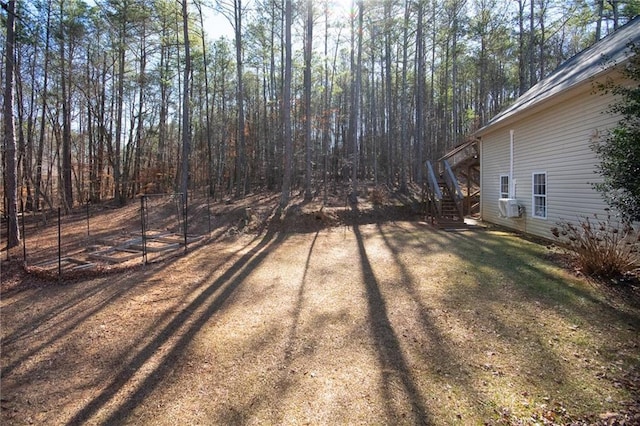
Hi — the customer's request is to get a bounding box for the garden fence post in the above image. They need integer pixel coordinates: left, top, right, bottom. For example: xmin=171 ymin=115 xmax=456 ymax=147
xmin=184 ymin=192 xmax=188 ymax=253
xmin=207 ymin=189 xmax=211 ymax=234
xmin=21 ymin=198 xmax=26 ymax=264
xmin=141 ymin=196 xmax=147 ymax=264
xmin=58 ymin=207 xmax=61 ymax=279
xmin=86 ymin=199 xmax=90 ymax=237
xmin=4 ymin=203 xmax=8 ymax=261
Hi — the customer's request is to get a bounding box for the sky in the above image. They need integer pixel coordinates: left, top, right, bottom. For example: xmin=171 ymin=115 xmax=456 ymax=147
xmin=200 ymin=3 xmax=233 ymax=41
xmin=81 ymin=0 xmax=353 ymax=43
xmin=199 ymin=0 xmax=354 ymax=41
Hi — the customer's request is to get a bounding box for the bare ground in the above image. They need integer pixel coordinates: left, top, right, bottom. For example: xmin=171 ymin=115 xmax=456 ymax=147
xmin=1 ymin=190 xmax=639 ymax=425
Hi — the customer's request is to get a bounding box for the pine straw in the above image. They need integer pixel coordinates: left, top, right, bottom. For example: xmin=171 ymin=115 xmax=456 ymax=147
xmin=1 ymin=193 xmax=639 ymax=425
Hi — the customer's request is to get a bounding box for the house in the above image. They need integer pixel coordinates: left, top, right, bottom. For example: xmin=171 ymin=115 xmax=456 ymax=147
xmin=474 ymin=16 xmax=640 ymax=240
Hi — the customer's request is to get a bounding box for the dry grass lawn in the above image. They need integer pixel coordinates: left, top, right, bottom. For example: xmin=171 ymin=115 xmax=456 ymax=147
xmin=1 ymin=193 xmax=639 ymax=425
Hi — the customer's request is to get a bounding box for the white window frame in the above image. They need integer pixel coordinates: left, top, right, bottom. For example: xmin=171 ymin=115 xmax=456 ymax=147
xmin=532 ymin=172 xmax=547 ymax=219
xmin=499 ymin=174 xmax=510 ymax=199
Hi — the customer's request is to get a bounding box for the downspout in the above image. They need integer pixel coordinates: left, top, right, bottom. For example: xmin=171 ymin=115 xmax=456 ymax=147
xmin=509 ymin=130 xmax=515 ymax=198
xmin=477 ymin=137 xmax=483 ymax=220
xmin=510 ymin=129 xmax=525 ymax=230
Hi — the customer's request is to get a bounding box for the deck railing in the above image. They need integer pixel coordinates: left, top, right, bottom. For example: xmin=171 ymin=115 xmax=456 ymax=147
xmin=424 ymin=160 xmax=442 ymax=217
xmin=437 ymin=139 xmax=478 ymax=172
xmin=442 ymin=159 xmax=465 ymax=219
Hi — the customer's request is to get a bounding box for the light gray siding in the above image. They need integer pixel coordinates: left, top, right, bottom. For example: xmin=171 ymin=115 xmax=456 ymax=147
xmin=479 ymin=85 xmax=621 ymax=240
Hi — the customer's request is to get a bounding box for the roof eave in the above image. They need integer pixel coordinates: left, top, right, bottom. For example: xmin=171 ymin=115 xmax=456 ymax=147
xmin=474 ymin=65 xmax=624 ymax=138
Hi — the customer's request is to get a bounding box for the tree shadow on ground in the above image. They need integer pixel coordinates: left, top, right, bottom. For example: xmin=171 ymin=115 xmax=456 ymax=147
xmin=352 ymin=213 xmax=431 ymax=423
xmin=64 ymin=224 xmax=287 ymax=425
xmin=388 ymin=222 xmax=640 ymax=419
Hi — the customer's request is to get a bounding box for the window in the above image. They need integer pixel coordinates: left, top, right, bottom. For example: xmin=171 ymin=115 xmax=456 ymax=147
xmin=532 ymin=172 xmax=547 ymax=219
xmin=500 ymin=175 xmax=509 ymax=198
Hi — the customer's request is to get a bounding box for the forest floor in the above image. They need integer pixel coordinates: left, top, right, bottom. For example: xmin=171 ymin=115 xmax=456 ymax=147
xmin=1 ymin=186 xmax=639 ymax=425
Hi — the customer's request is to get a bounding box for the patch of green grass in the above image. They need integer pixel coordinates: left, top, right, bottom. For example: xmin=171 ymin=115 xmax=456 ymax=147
xmin=433 ymin=228 xmax=640 ymax=423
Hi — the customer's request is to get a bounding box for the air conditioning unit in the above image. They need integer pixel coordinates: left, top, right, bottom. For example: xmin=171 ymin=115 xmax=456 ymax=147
xmin=498 ymin=198 xmax=522 ymax=218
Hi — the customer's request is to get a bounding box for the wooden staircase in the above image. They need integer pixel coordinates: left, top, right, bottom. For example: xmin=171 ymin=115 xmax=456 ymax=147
xmin=424 ymin=139 xmax=479 ymax=228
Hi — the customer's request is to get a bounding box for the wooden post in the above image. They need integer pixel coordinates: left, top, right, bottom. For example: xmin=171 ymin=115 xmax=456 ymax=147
xmin=21 ymin=199 xmax=26 ymax=263
xmin=141 ymin=196 xmax=147 ymax=264
xmin=58 ymin=207 xmax=61 ymax=279
xmin=86 ymin=198 xmax=90 ymax=237
xmin=183 ymin=192 xmax=188 ymax=253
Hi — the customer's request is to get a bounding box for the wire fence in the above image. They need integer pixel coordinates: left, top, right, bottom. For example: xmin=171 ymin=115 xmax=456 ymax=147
xmin=12 ymin=193 xmax=209 ymax=278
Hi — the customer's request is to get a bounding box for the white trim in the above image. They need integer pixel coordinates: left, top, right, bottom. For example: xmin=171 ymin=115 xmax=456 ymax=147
xmin=532 ymin=171 xmax=547 ymax=219
xmin=499 ymin=174 xmax=510 ymax=199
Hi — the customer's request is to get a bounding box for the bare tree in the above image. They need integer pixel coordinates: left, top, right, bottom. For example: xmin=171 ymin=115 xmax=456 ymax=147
xmin=529 ymin=0 xmax=536 ymax=88
xmin=517 ymin=0 xmax=527 ymax=94
xmin=609 ymin=0 xmax=619 ymax=29
xmin=58 ymin=0 xmax=75 ymax=210
xmin=414 ymin=0 xmax=425 ymax=185
xmin=399 ymin=0 xmax=410 ymax=193
xmin=303 ymin=0 xmax=313 ymax=201
xmin=113 ymin=1 xmax=127 ymax=204
xmin=280 ymin=0 xmax=292 ymax=208
xmin=348 ymin=0 xmax=364 ymax=203
xmin=596 ymin=0 xmax=604 ymax=41
xmin=3 ymin=0 xmax=20 ymax=248
xmin=383 ymin=0 xmax=395 ymax=185
xmin=35 ymin=0 xmax=53 ymax=210
xmin=181 ymin=0 xmax=192 ymax=203
xmin=234 ymin=0 xmax=246 ymax=196
xmin=196 ymin=0 xmax=214 ymax=196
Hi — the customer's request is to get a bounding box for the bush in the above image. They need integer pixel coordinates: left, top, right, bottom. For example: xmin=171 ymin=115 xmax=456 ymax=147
xmin=551 ymin=210 xmax=639 ymax=279
xmin=592 ymin=43 xmax=640 ymax=223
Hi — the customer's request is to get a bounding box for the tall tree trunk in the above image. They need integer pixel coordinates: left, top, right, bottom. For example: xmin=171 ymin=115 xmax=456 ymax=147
xmin=96 ymin=52 xmax=108 ymax=201
xmin=3 ymin=0 xmax=20 ymax=248
xmin=35 ymin=1 xmax=52 ymax=211
xmin=158 ymin=12 xmax=169 ymax=189
xmin=234 ymin=0 xmax=246 ymax=197
xmin=197 ymin=1 xmax=214 ymax=196
xmin=476 ymin=0 xmax=488 ymax=126
xmin=384 ymin=0 xmax=394 ymax=185
xmin=517 ymin=0 xmax=527 ymax=94
xmin=399 ymin=0 xmax=410 ymax=193
xmin=181 ymin=0 xmax=192 ymax=204
xmin=595 ymin=0 xmax=604 ymax=41
xmin=415 ymin=0 xmax=425 ymax=185
xmin=348 ymin=1 xmax=357 ymax=197
xmin=15 ymin=51 xmax=26 ymax=208
xmin=350 ymin=0 xmax=363 ymax=201
xmin=215 ymin=43 xmax=227 ymax=199
xmin=451 ymin=0 xmax=461 ymax=146
xmin=25 ymin=45 xmax=37 ymax=211
xmin=87 ymin=51 xmax=95 ymax=202
xmin=428 ymin=0 xmax=437 ymax=159
xmin=60 ymin=0 xmax=73 ymax=210
xmin=322 ymin=0 xmax=330 ymax=202
xmin=132 ymin=22 xmax=148 ymax=197
xmin=538 ymin=0 xmax=546 ymax=81
xmin=269 ymin=1 xmax=279 ymax=191
xmin=529 ymin=0 xmax=536 ymax=88
xmin=303 ymin=0 xmax=313 ymax=201
xmin=280 ymin=0 xmax=293 ymax=208
xmin=114 ymin=15 xmax=126 ymax=204
xmin=370 ymin=20 xmax=379 ymax=185
xmin=609 ymin=0 xmax=619 ymax=29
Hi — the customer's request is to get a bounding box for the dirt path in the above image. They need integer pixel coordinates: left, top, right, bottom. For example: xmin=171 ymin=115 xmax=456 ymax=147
xmin=2 ymin=220 xmax=639 ymax=425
